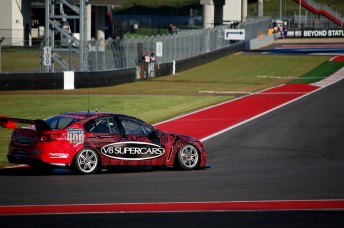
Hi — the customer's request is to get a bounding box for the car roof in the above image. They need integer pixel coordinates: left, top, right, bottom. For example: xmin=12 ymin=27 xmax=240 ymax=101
xmin=58 ymin=111 xmax=146 ymax=123
xmin=60 ymin=111 xmax=114 ymax=118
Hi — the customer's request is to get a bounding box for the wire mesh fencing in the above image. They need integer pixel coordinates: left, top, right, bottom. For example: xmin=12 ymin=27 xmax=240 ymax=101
xmin=0 ymin=18 xmax=270 ymax=73
xmin=86 ymin=18 xmax=270 ymax=72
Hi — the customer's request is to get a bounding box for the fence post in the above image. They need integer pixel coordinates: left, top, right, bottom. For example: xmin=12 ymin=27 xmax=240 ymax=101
xmin=0 ymin=37 xmax=4 ymax=72
xmin=172 ymin=60 xmax=176 ymax=75
xmin=0 ymin=37 xmax=5 ymax=73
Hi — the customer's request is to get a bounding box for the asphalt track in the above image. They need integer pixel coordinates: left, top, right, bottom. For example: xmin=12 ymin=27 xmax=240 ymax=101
xmin=263 ymin=43 xmax=344 ymax=56
xmin=1 ymin=50 xmax=344 ymax=226
xmin=1 ymin=79 xmax=344 ymax=226
xmin=262 ymin=38 xmax=344 ymax=55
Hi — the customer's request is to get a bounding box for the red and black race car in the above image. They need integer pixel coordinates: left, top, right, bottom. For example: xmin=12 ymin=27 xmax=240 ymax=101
xmin=0 ymin=111 xmax=207 ymax=174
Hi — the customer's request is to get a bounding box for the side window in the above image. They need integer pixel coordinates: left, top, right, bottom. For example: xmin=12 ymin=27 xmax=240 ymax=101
xmin=84 ymin=117 xmax=119 ymax=134
xmin=119 ymin=117 xmax=153 ymax=136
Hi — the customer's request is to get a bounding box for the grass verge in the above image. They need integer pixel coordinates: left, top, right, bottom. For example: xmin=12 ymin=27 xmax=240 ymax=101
xmin=288 ymin=61 xmax=344 ymax=84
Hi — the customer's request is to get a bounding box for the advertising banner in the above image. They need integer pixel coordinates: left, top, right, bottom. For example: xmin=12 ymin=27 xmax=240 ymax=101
xmin=287 ymin=29 xmax=344 ymax=38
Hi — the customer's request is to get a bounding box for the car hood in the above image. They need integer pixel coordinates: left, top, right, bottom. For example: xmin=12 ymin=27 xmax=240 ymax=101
xmin=164 ymin=132 xmax=198 ymax=142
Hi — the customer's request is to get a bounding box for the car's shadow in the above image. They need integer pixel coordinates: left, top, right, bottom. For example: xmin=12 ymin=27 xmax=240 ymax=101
xmin=0 ymin=165 xmax=175 ymax=176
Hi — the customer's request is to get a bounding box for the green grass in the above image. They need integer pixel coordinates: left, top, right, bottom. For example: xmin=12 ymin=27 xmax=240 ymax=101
xmin=112 ymin=0 xmax=344 ymax=18
xmin=120 ymin=0 xmax=199 ymax=8
xmin=249 ymin=0 xmax=344 ymax=17
xmin=288 ymin=61 xmax=344 ymax=84
xmin=0 ymin=54 xmax=336 ymax=167
xmin=0 ymin=95 xmax=230 ymax=124
xmin=1 ymin=47 xmax=41 ymax=72
xmin=127 ymin=26 xmax=171 ymax=37
xmin=117 ymin=0 xmax=344 ymax=14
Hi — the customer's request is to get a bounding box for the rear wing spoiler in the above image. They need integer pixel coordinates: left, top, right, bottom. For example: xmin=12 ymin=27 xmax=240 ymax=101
xmin=0 ymin=116 xmax=52 ymax=131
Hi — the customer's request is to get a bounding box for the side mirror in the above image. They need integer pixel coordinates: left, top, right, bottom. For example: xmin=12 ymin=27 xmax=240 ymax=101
xmin=147 ymin=128 xmax=161 ymax=139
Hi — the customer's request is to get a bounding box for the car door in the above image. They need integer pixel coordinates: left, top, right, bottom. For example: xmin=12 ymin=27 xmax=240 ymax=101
xmin=84 ymin=116 xmax=127 ymax=165
xmin=113 ymin=115 xmax=166 ymax=165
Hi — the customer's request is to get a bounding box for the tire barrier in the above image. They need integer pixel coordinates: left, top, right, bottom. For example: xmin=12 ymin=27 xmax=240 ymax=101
xmin=74 ymin=68 xmax=136 ymax=89
xmin=0 ymin=68 xmax=136 ymax=91
xmin=153 ymin=62 xmax=174 ymax=78
xmin=0 ymin=72 xmax=64 ymax=91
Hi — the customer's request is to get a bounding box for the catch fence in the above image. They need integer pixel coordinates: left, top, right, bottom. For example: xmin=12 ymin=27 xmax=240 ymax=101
xmin=86 ymin=17 xmax=270 ymax=72
xmin=0 ymin=18 xmax=271 ymax=73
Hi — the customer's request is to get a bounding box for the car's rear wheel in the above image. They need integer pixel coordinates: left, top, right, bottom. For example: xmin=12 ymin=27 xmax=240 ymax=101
xmin=176 ymin=144 xmax=200 ymax=170
xmin=73 ymin=148 xmax=99 ymax=175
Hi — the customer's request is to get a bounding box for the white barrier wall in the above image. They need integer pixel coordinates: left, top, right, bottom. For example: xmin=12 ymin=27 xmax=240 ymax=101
xmin=63 ymin=71 xmax=75 ymax=90
xmin=245 ymin=34 xmax=274 ymax=50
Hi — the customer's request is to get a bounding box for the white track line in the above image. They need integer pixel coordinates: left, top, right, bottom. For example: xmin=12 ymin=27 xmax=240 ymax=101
xmin=312 ymin=67 xmax=344 ymax=87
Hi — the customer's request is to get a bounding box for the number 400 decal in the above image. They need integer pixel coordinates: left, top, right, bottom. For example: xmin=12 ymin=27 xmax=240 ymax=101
xmin=67 ymin=128 xmax=85 ymax=144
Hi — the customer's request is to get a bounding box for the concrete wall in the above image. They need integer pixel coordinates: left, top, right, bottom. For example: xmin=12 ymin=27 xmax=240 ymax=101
xmin=0 ymin=0 xmax=31 ymax=46
xmin=0 ymin=0 xmax=13 ymax=45
xmin=12 ymin=0 xmax=24 ymax=46
xmin=202 ymin=0 xmax=247 ymax=27
xmin=245 ymin=34 xmax=274 ymax=50
xmin=223 ymin=0 xmax=242 ymax=22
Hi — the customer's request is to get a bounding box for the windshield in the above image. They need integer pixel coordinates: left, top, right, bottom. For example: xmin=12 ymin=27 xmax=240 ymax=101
xmin=45 ymin=115 xmax=80 ymax=130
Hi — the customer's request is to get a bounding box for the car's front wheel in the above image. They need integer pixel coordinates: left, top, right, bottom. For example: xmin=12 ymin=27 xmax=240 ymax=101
xmin=176 ymin=144 xmax=200 ymax=170
xmin=73 ymin=148 xmax=99 ymax=175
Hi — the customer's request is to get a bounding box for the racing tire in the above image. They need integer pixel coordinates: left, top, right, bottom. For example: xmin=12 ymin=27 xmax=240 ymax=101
xmin=176 ymin=144 xmax=200 ymax=171
xmin=73 ymin=148 xmax=99 ymax=175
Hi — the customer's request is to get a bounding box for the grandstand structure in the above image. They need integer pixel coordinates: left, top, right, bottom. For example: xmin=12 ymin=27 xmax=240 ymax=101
xmin=294 ymin=0 xmax=344 ymax=27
